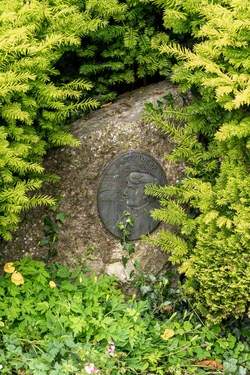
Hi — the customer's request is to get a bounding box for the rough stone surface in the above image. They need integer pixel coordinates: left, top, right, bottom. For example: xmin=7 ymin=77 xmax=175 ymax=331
xmin=105 ymin=261 xmax=134 ymax=283
xmin=0 ymin=81 xmax=183 ymax=280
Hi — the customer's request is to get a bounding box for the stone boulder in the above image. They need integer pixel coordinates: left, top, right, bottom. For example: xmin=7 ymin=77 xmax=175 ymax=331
xmin=0 ymin=81 xmax=183 ymax=280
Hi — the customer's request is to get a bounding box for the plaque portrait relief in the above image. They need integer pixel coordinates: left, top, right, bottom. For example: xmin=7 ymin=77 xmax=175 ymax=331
xmin=97 ymin=151 xmax=166 ymax=240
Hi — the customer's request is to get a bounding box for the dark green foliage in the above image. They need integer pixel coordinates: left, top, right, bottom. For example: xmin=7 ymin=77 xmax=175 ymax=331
xmin=145 ymin=0 xmax=250 ymax=322
xmin=78 ymin=0 xmax=171 ymax=101
xmin=0 ymin=258 xmax=249 ymax=374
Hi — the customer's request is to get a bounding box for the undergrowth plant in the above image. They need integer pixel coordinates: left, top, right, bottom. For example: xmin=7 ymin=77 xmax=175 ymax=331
xmin=0 ymin=258 xmax=249 ymax=374
xmin=145 ymin=0 xmax=250 ymax=322
xmin=40 ymin=209 xmax=67 ymax=260
xmin=117 ymin=210 xmax=135 ymax=267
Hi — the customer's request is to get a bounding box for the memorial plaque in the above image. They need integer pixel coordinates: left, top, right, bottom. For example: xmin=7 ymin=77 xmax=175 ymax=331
xmin=97 ymin=151 xmax=166 ymax=240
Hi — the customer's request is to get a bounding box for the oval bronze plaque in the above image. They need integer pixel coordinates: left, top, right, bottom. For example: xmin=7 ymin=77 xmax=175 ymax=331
xmin=97 ymin=151 xmax=166 ymax=240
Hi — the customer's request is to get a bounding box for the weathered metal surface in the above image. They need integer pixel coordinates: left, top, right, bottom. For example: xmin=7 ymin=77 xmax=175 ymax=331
xmin=97 ymin=151 xmax=166 ymax=240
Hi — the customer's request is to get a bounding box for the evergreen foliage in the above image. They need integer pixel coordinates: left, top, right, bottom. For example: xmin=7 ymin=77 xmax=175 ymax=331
xmin=78 ymin=0 xmax=171 ymax=101
xmin=0 ymin=0 xmax=102 ymax=239
xmin=145 ymin=0 xmax=250 ymax=322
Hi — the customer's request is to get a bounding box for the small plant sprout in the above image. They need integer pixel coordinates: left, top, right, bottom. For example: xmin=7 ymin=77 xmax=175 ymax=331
xmin=116 ymin=211 xmax=135 ymax=266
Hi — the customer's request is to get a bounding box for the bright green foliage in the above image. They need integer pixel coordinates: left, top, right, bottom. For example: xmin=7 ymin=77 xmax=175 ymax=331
xmin=0 ymin=258 xmax=249 ymax=374
xmin=148 ymin=0 xmax=202 ymax=35
xmin=145 ymin=0 xmax=250 ymax=322
xmin=79 ymin=0 xmax=170 ymax=101
xmin=0 ymin=0 xmax=102 ymax=239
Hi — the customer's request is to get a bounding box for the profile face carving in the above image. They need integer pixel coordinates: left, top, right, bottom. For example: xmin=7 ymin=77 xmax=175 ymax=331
xmin=123 ymin=172 xmax=157 ymax=208
xmin=97 ymin=151 xmax=167 ymax=240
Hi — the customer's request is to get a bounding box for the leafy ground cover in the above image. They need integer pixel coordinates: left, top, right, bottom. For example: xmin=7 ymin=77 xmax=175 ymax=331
xmin=0 ymin=258 xmax=249 ymax=375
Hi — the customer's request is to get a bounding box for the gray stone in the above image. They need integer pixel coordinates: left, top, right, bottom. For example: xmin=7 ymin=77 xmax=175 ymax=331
xmin=105 ymin=261 xmax=134 ymax=282
xmin=0 ymin=81 xmax=183 ymax=277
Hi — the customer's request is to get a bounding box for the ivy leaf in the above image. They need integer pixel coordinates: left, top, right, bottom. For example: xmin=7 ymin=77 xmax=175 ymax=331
xmin=223 ymin=359 xmax=238 ymax=374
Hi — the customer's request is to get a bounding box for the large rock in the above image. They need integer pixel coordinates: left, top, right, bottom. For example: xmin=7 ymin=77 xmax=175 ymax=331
xmin=0 ymin=81 xmax=182 ymax=280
